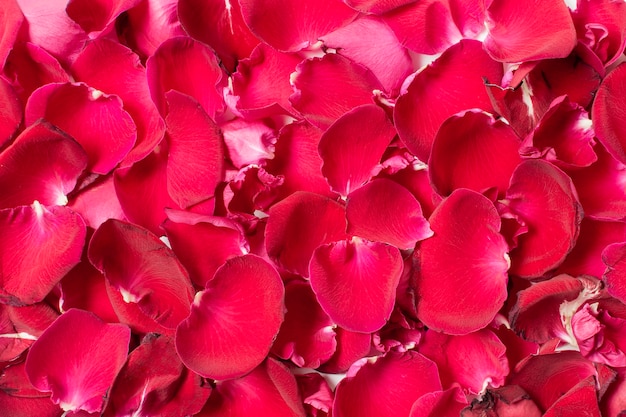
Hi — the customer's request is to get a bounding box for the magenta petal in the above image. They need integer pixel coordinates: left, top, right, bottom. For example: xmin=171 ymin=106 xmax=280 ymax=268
xmin=333 ymin=351 xmax=442 ymax=417
xmin=319 ymin=104 xmax=396 ymax=196
xmin=239 ymin=0 xmax=357 ymax=52
xmin=505 ymin=160 xmax=583 ymax=278
xmin=290 ymin=54 xmax=383 ymax=130
xmin=88 ymin=219 xmax=194 ymax=330
xmin=344 ymin=0 xmax=413 ymax=14
xmin=66 ymin=0 xmax=141 ymax=33
xmin=310 ymin=238 xmax=403 ymax=333
xmin=147 ymin=37 xmax=226 ymax=120
xmin=0 ymin=203 xmax=86 ymax=305
xmin=265 ymin=191 xmax=347 ymax=276
xmin=0 ymin=0 xmax=23 ymax=67
xmin=0 ymin=77 xmax=22 ymax=148
xmin=25 ymin=82 xmax=137 ymax=174
xmin=483 ymin=0 xmax=577 ymax=62
xmin=0 ymin=121 xmax=87 ymax=209
xmin=394 ymin=40 xmax=503 ymax=162
xmin=68 ymin=175 xmax=125 ymax=230
xmin=346 ymin=178 xmax=432 ymax=250
xmin=416 ymin=189 xmax=509 ymax=335
xmin=222 ymin=118 xmax=276 ymax=168
xmin=573 ymin=0 xmax=626 ymax=66
xmin=25 ymin=309 xmax=130 ymax=413
xmin=409 ymin=386 xmax=468 ymax=417
xmin=429 ymin=110 xmax=522 ymax=198
xmin=318 ymin=327 xmax=372 ymax=373
xmin=165 ymin=91 xmax=224 ymax=208
xmin=271 ymin=280 xmax=336 ymax=368
xmin=0 ymin=303 xmax=58 ymax=361
xmin=592 ymin=63 xmax=626 ymax=165
xmin=175 ymin=255 xmax=284 ymax=380
xmin=602 ymin=242 xmax=626 ymax=304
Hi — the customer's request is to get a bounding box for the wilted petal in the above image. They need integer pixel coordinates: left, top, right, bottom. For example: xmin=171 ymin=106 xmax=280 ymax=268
xmin=225 ymin=166 xmax=282 ymax=216
xmin=416 ymin=189 xmax=509 ymax=335
xmin=265 ymin=191 xmax=346 ymax=276
xmin=0 ymin=121 xmax=87 ymax=209
xmin=25 ymin=82 xmax=137 ymax=174
xmin=0 ymin=203 xmax=85 ymax=305
xmin=394 ymin=40 xmax=503 ymax=162
xmin=175 ymin=255 xmax=284 ymax=380
xmin=272 ymin=280 xmax=336 ymax=368
xmin=66 ymin=0 xmax=141 ymax=34
xmin=461 ymin=385 xmax=542 ymax=417
xmin=505 ymin=160 xmax=583 ymax=278
xmin=572 ymin=302 xmax=626 ymax=367
xmin=602 ymin=367 xmax=626 ymax=417
xmin=333 ymin=351 xmax=442 ymax=417
xmin=429 ymin=110 xmax=522 ymax=198
xmin=483 ymin=0 xmax=577 ymax=62
xmin=409 ymin=386 xmax=468 ymax=417
xmin=290 ymin=54 xmax=382 ymax=130
xmin=319 ymin=104 xmax=396 ymax=196
xmin=25 ymin=309 xmax=130 ymax=413
xmin=88 ymin=219 xmax=194 ymax=330
xmin=346 ymin=178 xmax=432 ymax=250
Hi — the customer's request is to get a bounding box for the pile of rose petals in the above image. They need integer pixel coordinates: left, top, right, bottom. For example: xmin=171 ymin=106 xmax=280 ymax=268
xmin=4 ymin=0 xmax=626 ymax=415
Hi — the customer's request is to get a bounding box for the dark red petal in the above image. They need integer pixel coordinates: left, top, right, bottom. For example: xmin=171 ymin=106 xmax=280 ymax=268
xmin=333 ymin=351 xmax=442 ymax=417
xmin=0 ymin=303 xmax=58 ymax=361
xmin=543 ymin=377 xmax=602 ymax=417
xmin=68 ymin=175 xmax=125 ymax=230
xmin=505 ymin=160 xmax=583 ymax=278
xmin=409 ymin=386 xmax=467 ymax=417
xmin=394 ymin=40 xmax=503 ymax=162
xmin=602 ymin=367 xmax=626 ymax=417
xmin=164 ymin=91 xmax=224 ymax=208
xmin=318 ymin=327 xmax=372 ymax=373
xmin=461 ymin=385 xmax=542 ymax=417
xmin=271 ymin=280 xmax=336 ymax=368
xmin=0 ymin=203 xmax=85 ymax=305
xmin=66 ymin=0 xmax=141 ymax=33
xmin=147 ymin=37 xmax=226 ymax=120
xmin=265 ymin=191 xmax=347 ymax=277
xmin=71 ymin=38 xmax=165 ymax=165
xmin=346 ymin=178 xmax=432 ymax=249
xmin=224 ymin=165 xmax=282 ymax=216
xmin=25 ymin=82 xmax=137 ymax=174
xmin=175 ymin=255 xmax=284 ymax=380
xmin=416 ymin=189 xmax=509 ymax=335
xmin=239 ymin=0 xmax=357 ymax=52
xmin=0 ymin=0 xmax=23 ymax=67
xmin=592 ymin=63 xmax=626 ymax=165
xmin=103 ymin=334 xmax=210 ymax=417
xmin=483 ymin=0 xmax=577 ymax=62
xmin=0 ymin=121 xmax=87 ymax=209
xmin=320 ymin=16 xmax=413 ymax=94
xmin=290 ymin=54 xmax=383 ymax=130
xmin=25 ymin=309 xmax=130 ymax=413
xmin=429 ymin=110 xmax=522 ymax=198
xmin=198 ymin=358 xmax=306 ymax=417
xmin=88 ymin=219 xmax=194 ymax=330
xmin=603 ymin=242 xmax=626 ymax=304
xmin=0 ymin=77 xmax=22 ymax=148
xmin=318 ymin=104 xmax=396 ymax=196
xmin=310 ymin=238 xmax=403 ymax=333
xmin=162 ymin=209 xmax=247 ymax=288
xmin=0 ymin=362 xmax=65 ymax=417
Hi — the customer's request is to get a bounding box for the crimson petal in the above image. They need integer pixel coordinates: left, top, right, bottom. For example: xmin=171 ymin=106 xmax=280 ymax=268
xmin=318 ymin=327 xmax=372 ymax=373
xmin=0 ymin=77 xmax=22 ymax=148
xmin=175 ymin=255 xmax=284 ymax=380
xmin=592 ymin=63 xmax=626 ymax=165
xmin=573 ymin=0 xmax=626 ymax=66
xmin=66 ymin=0 xmax=141 ymax=33
xmin=0 ymin=0 xmax=22 ymax=67
xmin=409 ymin=386 xmax=467 ymax=417
xmin=602 ymin=242 xmax=626 ymax=304
xmin=416 ymin=188 xmax=509 ymax=335
xmin=0 ymin=203 xmax=85 ymax=305
xmin=25 ymin=309 xmax=130 ymax=413
xmin=344 ymin=0 xmax=413 ymax=14
xmin=68 ymin=175 xmax=125 ymax=230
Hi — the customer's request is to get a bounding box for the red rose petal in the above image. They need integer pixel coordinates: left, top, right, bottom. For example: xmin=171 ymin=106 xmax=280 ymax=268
xmin=66 ymin=0 xmax=141 ymax=34
xmin=0 ymin=362 xmax=64 ymax=417
xmin=346 ymin=178 xmax=432 ymax=250
xmin=318 ymin=104 xmax=396 ymax=196
xmin=409 ymin=386 xmax=468 ymax=417
xmin=0 ymin=0 xmax=22 ymax=67
xmin=221 ymin=118 xmax=276 ymax=168
xmin=602 ymin=242 xmax=626 ymax=304
xmin=333 ymin=351 xmax=442 ymax=417
xmin=88 ymin=219 xmax=194 ymax=330
xmin=429 ymin=109 xmax=522 ymax=198
xmin=0 ymin=77 xmax=22 ymax=148
xmin=483 ymin=0 xmax=577 ymax=62
xmin=310 ymin=238 xmax=403 ymax=333
xmin=239 ymin=0 xmax=357 ymax=52
xmin=0 ymin=121 xmax=87 ymax=209
xmin=592 ymin=63 xmax=626 ymax=165
xmin=68 ymin=175 xmax=125 ymax=230
xmin=0 ymin=203 xmax=86 ymax=305
xmin=505 ymin=160 xmax=583 ymax=278
xmin=25 ymin=309 xmax=129 ymax=413
xmin=573 ymin=0 xmax=626 ymax=66
xmin=296 ymin=373 xmax=333 ymax=417
xmin=0 ymin=303 xmax=57 ymax=361
xmin=290 ymin=54 xmax=383 ymax=130
xmin=344 ymin=0 xmax=413 ymax=14
xmin=271 ymin=280 xmax=337 ymax=368
xmin=543 ymin=377 xmax=602 ymax=417
xmin=25 ymin=82 xmax=137 ymax=174
xmin=394 ymin=39 xmax=503 ymax=162
xmin=175 ymin=255 xmax=284 ymax=380
xmin=416 ymin=188 xmax=509 ymax=335
xmin=461 ymin=385 xmax=542 ymax=417
xmin=318 ymin=327 xmax=372 ymax=373
xmin=265 ymin=191 xmax=347 ymax=277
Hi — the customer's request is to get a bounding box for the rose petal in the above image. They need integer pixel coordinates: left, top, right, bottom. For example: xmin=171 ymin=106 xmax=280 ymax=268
xmin=602 ymin=242 xmax=626 ymax=304
xmin=0 ymin=0 xmax=23 ymax=67
xmin=175 ymin=255 xmax=284 ymax=380
xmin=593 ymin=63 xmax=626 ymax=165
xmin=543 ymin=377 xmax=602 ymax=417
xmin=344 ymin=0 xmax=413 ymax=14
xmin=296 ymin=373 xmax=333 ymax=417
xmin=573 ymin=0 xmax=626 ymax=66
xmin=222 ymin=118 xmax=276 ymax=168
xmin=66 ymin=0 xmax=141 ymax=34
xmin=0 ymin=303 xmax=57 ymax=361
xmin=318 ymin=327 xmax=372 ymax=373
xmin=68 ymin=175 xmax=125 ymax=230
xmin=409 ymin=386 xmax=468 ymax=417
xmin=0 ymin=77 xmax=22 ymax=148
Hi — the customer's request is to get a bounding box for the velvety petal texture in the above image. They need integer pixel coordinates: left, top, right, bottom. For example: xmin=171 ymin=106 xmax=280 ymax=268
xmin=175 ymin=255 xmax=284 ymax=380
xmin=0 ymin=77 xmax=22 ymax=147
xmin=593 ymin=62 xmax=626 ymax=165
xmin=603 ymin=243 xmax=626 ymax=304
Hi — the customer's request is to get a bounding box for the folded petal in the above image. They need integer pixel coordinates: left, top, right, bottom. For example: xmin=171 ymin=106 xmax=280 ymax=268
xmin=175 ymin=255 xmax=284 ymax=380
xmin=319 ymin=104 xmax=396 ymax=196
xmin=573 ymin=0 xmax=626 ymax=66
xmin=592 ymin=62 xmax=626 ymax=165
xmin=483 ymin=0 xmax=577 ymax=62
xmin=0 ymin=203 xmax=86 ymax=305
xmin=25 ymin=309 xmax=130 ymax=414
xmin=394 ymin=40 xmax=503 ymax=162
xmin=416 ymin=189 xmax=509 ymax=335
xmin=25 ymin=82 xmax=137 ymax=174
xmin=505 ymin=160 xmax=583 ymax=278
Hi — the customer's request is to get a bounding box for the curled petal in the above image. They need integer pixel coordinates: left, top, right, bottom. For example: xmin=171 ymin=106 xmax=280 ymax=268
xmin=573 ymin=0 xmax=626 ymax=66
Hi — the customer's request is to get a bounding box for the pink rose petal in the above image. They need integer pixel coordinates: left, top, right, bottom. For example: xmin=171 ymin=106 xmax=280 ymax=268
xmin=221 ymin=118 xmax=276 ymax=168
xmin=68 ymin=175 xmax=126 ymax=229
xmin=175 ymin=255 xmax=284 ymax=380
xmin=296 ymin=373 xmax=333 ymax=417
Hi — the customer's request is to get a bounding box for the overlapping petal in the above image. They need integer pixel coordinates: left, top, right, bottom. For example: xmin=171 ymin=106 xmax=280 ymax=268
xmin=603 ymin=242 xmax=626 ymax=304
xmin=593 ymin=63 xmax=626 ymax=165
xmin=66 ymin=0 xmax=141 ymax=34
xmin=0 ymin=0 xmax=23 ymax=67
xmin=0 ymin=77 xmax=21 ymax=147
